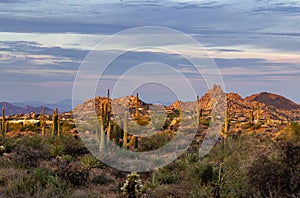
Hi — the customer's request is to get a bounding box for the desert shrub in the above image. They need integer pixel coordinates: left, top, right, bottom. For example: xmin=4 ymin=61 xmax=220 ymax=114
xmin=92 ymin=175 xmax=113 ymax=185
xmin=61 ymin=154 xmax=73 ymax=164
xmin=5 ymin=167 xmax=54 ymax=197
xmin=147 ymin=183 xmax=193 ymax=198
xmin=80 ymin=154 xmax=100 ymax=169
xmin=154 ymin=171 xmax=182 ymax=185
xmin=151 ymin=115 xmax=167 ymax=131
xmin=49 ymin=143 xmax=64 ymax=157
xmin=43 ymin=176 xmax=68 ymax=197
xmin=289 ymin=122 xmax=300 ymax=135
xmin=280 ymin=122 xmax=300 ymax=141
xmin=151 ymin=161 xmax=186 ymax=185
xmin=200 ymin=118 xmax=210 ymax=126
xmin=136 ymin=116 xmax=149 ymax=126
xmin=138 ymin=132 xmax=171 ymax=151
xmin=191 ymin=161 xmax=215 ymax=185
xmin=21 ymin=123 xmax=39 ymax=132
xmin=56 ymin=161 xmax=90 ymax=186
xmin=247 ymin=141 xmax=300 ymax=197
xmin=7 ymin=123 xmax=23 ymax=132
xmin=25 ymin=136 xmax=43 ymax=149
xmin=13 ymin=144 xmax=42 ymax=168
xmin=59 ymin=135 xmax=89 ymax=157
xmin=0 ymin=137 xmax=15 ymax=153
xmin=241 ymin=122 xmax=252 ymax=129
xmin=60 ymin=121 xmax=75 ymax=133
xmin=250 ymin=123 xmax=261 ymax=130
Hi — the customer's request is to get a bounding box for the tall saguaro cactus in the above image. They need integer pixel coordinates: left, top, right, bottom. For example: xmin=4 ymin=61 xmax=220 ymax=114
xmin=106 ymin=89 xmax=111 ymax=139
xmin=99 ymin=89 xmax=111 ymax=153
xmin=122 ymin=111 xmax=138 ymax=149
xmin=52 ymin=108 xmax=59 ymax=136
xmin=224 ymin=109 xmax=229 ymax=133
xmin=99 ymin=103 xmax=107 ymax=152
xmin=97 ymin=89 xmax=138 ymax=151
xmin=1 ymin=107 xmax=6 ymax=137
xmin=40 ymin=107 xmax=46 ymax=136
xmin=249 ymin=106 xmax=254 ymax=124
xmin=256 ymin=103 xmax=261 ymax=124
xmin=123 ymin=111 xmax=128 ymax=149
xmin=135 ymin=92 xmax=139 ymax=118
xmin=196 ymin=95 xmax=199 ymax=122
xmin=58 ymin=117 xmax=61 ymax=136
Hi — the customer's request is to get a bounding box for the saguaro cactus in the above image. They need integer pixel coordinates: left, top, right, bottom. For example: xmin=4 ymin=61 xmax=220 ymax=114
xmin=256 ymin=103 xmax=261 ymax=124
xmin=266 ymin=113 xmax=271 ymax=125
xmin=99 ymin=89 xmax=111 ymax=153
xmin=52 ymin=108 xmax=59 ymax=136
xmin=114 ymin=123 xmax=121 ymax=146
xmin=1 ymin=107 xmax=5 ymax=137
xmin=40 ymin=107 xmax=46 ymax=136
xmin=195 ymin=95 xmax=199 ymax=122
xmin=136 ymin=92 xmax=139 ymax=118
xmin=134 ymin=136 xmax=138 ymax=149
xmin=106 ymin=89 xmax=111 ymax=139
xmin=58 ymin=117 xmax=61 ymax=136
xmin=123 ymin=111 xmax=128 ymax=149
xmin=199 ymin=108 xmax=203 ymax=119
xmin=224 ymin=109 xmax=229 ymax=133
xmin=249 ymin=106 xmax=254 ymax=124
xmin=99 ymin=103 xmax=107 ymax=152
xmin=122 ymin=111 xmax=138 ymax=149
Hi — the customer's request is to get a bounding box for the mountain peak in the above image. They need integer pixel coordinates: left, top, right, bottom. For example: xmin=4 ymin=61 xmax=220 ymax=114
xmin=210 ymin=84 xmax=224 ymax=94
xmin=245 ymin=92 xmax=300 ymax=110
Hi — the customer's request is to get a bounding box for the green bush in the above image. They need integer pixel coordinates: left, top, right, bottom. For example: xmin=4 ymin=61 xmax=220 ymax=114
xmin=80 ymin=154 xmax=100 ymax=169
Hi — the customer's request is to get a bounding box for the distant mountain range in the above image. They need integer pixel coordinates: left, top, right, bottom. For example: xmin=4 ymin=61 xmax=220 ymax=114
xmin=12 ymin=99 xmax=82 ymax=113
xmin=0 ymin=102 xmax=53 ymax=116
xmin=1 ymin=88 xmax=300 ymax=120
xmin=0 ymin=99 xmax=82 ymax=116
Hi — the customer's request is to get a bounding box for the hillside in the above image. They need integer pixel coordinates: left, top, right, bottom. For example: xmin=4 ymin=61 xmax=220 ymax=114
xmin=167 ymin=85 xmax=300 ymax=122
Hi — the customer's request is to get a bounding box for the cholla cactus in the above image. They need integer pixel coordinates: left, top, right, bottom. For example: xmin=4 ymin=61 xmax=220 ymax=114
xmin=0 ymin=145 xmax=5 ymax=152
xmin=121 ymin=172 xmax=143 ymax=198
xmin=0 ymin=145 xmax=5 ymax=156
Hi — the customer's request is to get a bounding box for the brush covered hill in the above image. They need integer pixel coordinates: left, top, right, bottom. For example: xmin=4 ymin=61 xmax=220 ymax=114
xmin=244 ymin=92 xmax=300 ymax=110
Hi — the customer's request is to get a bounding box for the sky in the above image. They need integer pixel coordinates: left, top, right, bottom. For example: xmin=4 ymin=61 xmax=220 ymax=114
xmin=0 ymin=0 xmax=299 ymax=104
